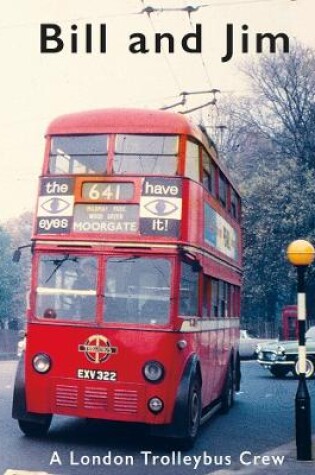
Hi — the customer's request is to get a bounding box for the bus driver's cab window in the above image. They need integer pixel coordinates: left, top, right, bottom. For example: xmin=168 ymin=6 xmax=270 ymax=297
xmin=179 ymin=261 xmax=199 ymax=316
xmin=36 ymin=254 xmax=97 ymax=321
xmin=104 ymin=257 xmax=171 ymax=324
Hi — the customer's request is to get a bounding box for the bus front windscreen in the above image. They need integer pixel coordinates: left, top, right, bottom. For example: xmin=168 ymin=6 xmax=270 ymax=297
xmin=35 ymin=254 xmax=171 ymax=325
xmin=104 ymin=257 xmax=171 ymax=324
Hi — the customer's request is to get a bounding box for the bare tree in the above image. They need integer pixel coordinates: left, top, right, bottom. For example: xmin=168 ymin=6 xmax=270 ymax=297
xmin=240 ymin=44 xmax=315 ymax=168
xmin=215 ymin=44 xmax=315 ymax=332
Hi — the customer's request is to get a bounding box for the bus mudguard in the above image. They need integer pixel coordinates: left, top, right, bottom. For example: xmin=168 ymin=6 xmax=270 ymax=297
xmin=151 ymin=354 xmax=201 ymax=438
xmin=12 ymin=354 xmax=51 ymax=424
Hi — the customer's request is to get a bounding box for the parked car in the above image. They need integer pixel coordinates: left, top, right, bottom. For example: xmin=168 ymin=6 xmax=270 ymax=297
xmin=239 ymin=330 xmax=276 ymax=359
xmin=257 ymin=326 xmax=315 ymax=378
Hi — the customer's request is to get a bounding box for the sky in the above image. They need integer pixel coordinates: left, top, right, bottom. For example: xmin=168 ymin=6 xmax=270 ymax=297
xmin=1 ymin=0 xmax=314 ymax=223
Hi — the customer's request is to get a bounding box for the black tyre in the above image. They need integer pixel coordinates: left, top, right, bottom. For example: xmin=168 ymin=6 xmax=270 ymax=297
xmin=177 ymin=378 xmax=201 ymax=450
xmin=221 ymin=363 xmax=234 ymax=414
xmin=269 ymin=367 xmax=290 ymax=378
xmin=18 ymin=416 xmax=52 ymax=437
xmin=293 ymin=358 xmax=315 ymax=379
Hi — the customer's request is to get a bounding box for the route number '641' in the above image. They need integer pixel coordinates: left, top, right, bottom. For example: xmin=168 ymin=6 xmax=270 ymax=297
xmin=82 ymin=182 xmax=134 ymax=201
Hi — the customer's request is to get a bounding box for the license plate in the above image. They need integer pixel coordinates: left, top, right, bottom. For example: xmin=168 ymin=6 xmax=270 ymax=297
xmin=77 ymin=369 xmax=117 ymax=381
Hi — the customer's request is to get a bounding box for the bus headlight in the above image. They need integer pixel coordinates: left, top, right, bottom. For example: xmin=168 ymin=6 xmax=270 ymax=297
xmin=32 ymin=353 xmax=51 ymax=374
xmin=143 ymin=361 xmax=164 ymax=383
xmin=148 ymin=397 xmax=164 ymax=413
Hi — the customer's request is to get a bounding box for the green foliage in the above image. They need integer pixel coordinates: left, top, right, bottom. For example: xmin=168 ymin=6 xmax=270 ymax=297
xmin=0 ymin=227 xmax=21 ymax=326
xmin=2 ymin=211 xmax=33 ymax=328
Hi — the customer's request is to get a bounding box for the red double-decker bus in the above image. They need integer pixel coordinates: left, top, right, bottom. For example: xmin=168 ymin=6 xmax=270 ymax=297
xmin=12 ymin=109 xmax=242 ymax=447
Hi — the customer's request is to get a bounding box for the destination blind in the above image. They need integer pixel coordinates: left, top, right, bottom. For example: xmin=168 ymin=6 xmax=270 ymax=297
xmin=36 ymin=176 xmax=182 ymax=237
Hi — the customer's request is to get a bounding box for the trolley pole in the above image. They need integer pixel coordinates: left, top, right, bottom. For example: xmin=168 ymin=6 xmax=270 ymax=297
xmin=287 ymin=239 xmax=314 ymax=461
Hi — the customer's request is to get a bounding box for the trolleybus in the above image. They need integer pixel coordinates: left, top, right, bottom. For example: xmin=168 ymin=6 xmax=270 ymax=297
xmin=12 ymin=108 xmax=242 ymax=447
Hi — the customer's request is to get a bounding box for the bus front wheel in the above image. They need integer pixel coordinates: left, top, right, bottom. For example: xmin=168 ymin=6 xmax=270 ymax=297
xmin=18 ymin=416 xmax=52 ymax=437
xmin=177 ymin=378 xmax=201 ymax=449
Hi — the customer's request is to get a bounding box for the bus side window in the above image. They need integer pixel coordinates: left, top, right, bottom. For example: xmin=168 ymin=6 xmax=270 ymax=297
xmin=233 ymin=285 xmax=241 ymax=318
xmin=211 ymin=278 xmax=219 ymax=318
xmin=179 ymin=261 xmax=199 ymax=316
xmin=202 ymin=148 xmax=216 ymax=196
xmin=218 ymin=172 xmax=228 ymax=208
xmin=219 ymin=281 xmax=228 ymax=318
xmin=185 ymin=140 xmax=200 ymax=182
xmin=230 ymin=189 xmax=240 ymax=221
xmin=202 ymin=275 xmax=211 ymax=318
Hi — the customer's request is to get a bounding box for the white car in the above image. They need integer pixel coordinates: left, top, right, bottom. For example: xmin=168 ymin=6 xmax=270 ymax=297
xmin=239 ymin=330 xmax=277 ymax=359
xmin=257 ymin=326 xmax=315 ymax=378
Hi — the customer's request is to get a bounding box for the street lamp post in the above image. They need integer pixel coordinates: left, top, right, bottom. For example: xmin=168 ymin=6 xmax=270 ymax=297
xmin=287 ymin=239 xmax=315 ymax=461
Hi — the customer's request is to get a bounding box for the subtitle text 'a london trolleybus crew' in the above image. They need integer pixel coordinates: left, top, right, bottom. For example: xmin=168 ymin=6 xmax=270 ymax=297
xmin=12 ymin=108 xmax=242 ymax=448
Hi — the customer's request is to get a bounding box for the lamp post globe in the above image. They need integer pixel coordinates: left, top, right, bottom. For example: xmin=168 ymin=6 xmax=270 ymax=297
xmin=287 ymin=240 xmax=315 ymax=267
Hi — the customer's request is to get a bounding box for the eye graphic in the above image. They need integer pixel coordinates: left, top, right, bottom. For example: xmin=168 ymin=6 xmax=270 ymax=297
xmin=144 ymin=199 xmax=178 ymax=217
xmin=41 ymin=198 xmax=70 ymax=214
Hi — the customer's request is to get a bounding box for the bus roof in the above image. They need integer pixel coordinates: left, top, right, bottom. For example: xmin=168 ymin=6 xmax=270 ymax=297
xmin=46 ymin=108 xmax=203 ymax=138
xmin=45 ymin=108 xmax=240 ymax=195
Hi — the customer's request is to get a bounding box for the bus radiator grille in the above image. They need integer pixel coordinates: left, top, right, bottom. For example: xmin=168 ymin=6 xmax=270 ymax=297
xmin=52 ymin=381 xmax=142 ymax=415
xmin=84 ymin=387 xmax=109 ymax=410
xmin=113 ymin=389 xmax=138 ymax=413
xmin=55 ymin=384 xmax=78 ymax=408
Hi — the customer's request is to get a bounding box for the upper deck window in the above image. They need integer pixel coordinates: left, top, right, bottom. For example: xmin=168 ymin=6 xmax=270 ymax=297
xmin=185 ymin=141 xmax=200 ymax=182
xmin=49 ymin=135 xmax=108 ymax=175
xmin=113 ymin=134 xmax=178 ymax=175
xmin=202 ymin=148 xmax=216 ymax=195
xmin=231 ymin=189 xmax=240 ymax=221
xmin=218 ymin=172 xmax=228 ymax=208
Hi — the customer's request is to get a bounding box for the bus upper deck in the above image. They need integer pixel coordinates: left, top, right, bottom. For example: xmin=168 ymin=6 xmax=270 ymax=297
xmin=35 ymin=108 xmax=241 ymax=272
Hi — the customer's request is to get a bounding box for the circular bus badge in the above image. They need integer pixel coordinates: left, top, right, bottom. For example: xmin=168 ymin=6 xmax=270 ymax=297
xmin=78 ymin=335 xmax=118 ymax=364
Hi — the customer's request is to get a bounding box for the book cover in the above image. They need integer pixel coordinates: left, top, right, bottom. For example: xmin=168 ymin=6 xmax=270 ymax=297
xmin=0 ymin=1 xmax=314 ymax=474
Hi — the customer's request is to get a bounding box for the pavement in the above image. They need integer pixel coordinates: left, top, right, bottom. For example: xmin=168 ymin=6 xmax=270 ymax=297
xmin=209 ymin=436 xmax=315 ymax=474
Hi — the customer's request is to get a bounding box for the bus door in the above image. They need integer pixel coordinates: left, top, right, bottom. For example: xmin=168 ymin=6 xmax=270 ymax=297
xmin=178 ymin=260 xmax=213 ymax=403
xmin=209 ymin=279 xmax=227 ymax=401
xmin=200 ymin=275 xmax=216 ymax=403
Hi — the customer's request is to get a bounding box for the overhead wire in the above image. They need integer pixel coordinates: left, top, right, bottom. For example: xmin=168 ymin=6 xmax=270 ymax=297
xmin=140 ymin=0 xmax=292 ymax=11
xmin=0 ymin=0 xmax=293 ymax=30
xmin=202 ymin=0 xmax=290 ymax=6
xmin=181 ymin=0 xmax=219 ymax=123
xmin=183 ymin=0 xmax=213 ymax=90
xmin=0 ymin=9 xmax=143 ymax=30
xmin=139 ymin=0 xmax=183 ymax=94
